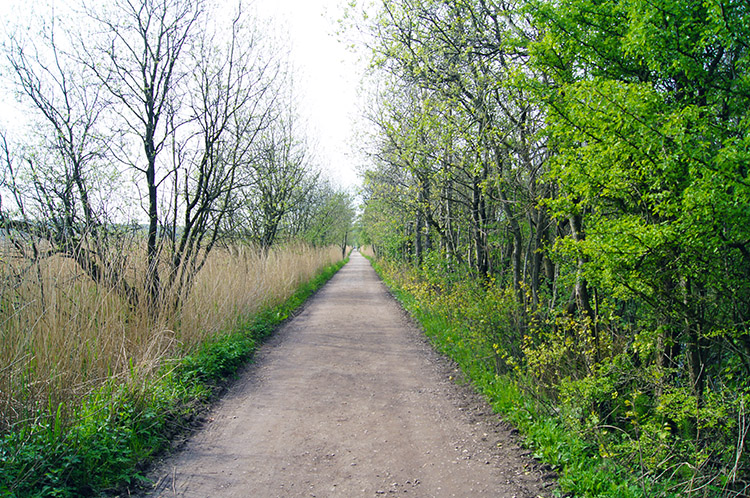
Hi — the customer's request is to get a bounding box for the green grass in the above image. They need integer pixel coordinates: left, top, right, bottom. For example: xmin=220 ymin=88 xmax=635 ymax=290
xmin=0 ymin=258 xmax=347 ymax=498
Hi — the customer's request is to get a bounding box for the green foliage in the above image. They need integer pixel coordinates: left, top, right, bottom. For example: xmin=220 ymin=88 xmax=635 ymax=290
xmin=0 ymin=386 xmax=165 ymax=497
xmin=177 ymin=333 xmax=256 ymax=385
xmin=298 ymin=182 xmax=355 ymax=250
xmin=523 ymin=0 xmax=750 ymax=490
xmin=361 ymin=0 xmax=750 ymax=493
xmin=0 ymin=258 xmax=347 ymax=497
xmin=371 ymin=255 xmax=748 ymax=497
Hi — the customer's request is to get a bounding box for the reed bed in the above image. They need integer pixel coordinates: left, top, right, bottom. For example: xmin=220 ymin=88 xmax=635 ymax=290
xmin=358 ymin=245 xmax=375 ymax=259
xmin=0 ymin=242 xmax=342 ymax=431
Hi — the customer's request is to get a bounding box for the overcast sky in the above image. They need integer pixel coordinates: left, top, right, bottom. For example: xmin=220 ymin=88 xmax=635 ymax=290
xmin=0 ymin=0 xmax=372 ymax=189
xmin=258 ymin=0 xmax=370 ymax=190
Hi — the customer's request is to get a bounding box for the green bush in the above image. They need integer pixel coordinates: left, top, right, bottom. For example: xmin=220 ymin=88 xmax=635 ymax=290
xmin=370 ymin=257 xmax=687 ymax=498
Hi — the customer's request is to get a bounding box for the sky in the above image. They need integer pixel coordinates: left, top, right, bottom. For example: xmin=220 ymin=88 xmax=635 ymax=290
xmin=257 ymin=0 xmax=371 ymax=190
xmin=0 ymin=0 xmax=373 ymax=190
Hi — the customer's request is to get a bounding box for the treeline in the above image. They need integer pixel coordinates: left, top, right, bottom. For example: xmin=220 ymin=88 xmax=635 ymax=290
xmin=359 ymin=0 xmax=749 ymax=494
xmin=0 ymin=0 xmax=354 ymax=311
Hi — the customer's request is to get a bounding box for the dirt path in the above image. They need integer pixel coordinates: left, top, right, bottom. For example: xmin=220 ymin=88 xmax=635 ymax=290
xmin=141 ymin=252 xmax=554 ymax=497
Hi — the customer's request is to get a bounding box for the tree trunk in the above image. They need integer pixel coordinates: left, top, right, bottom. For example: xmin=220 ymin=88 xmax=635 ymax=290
xmin=568 ymin=212 xmax=598 ymax=361
xmin=146 ymin=154 xmax=160 ymax=309
xmin=416 ymin=191 xmax=424 ymax=266
xmin=681 ymin=275 xmax=706 ymax=402
xmin=471 ymin=173 xmax=488 ymax=275
xmin=530 ymin=207 xmax=546 ymax=308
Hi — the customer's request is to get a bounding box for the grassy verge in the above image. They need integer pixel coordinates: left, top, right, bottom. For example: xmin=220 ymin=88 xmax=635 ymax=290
xmin=0 ymin=257 xmax=347 ymax=498
xmin=367 ymin=257 xmax=679 ymax=498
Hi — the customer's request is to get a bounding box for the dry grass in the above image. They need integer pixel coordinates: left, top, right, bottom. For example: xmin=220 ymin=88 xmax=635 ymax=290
xmin=0 ymin=242 xmax=342 ymax=430
xmin=359 ymin=245 xmax=376 ymax=259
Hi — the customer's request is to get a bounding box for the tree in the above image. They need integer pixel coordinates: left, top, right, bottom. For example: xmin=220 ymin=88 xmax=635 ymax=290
xmin=164 ymin=3 xmax=281 ymax=302
xmin=528 ymin=0 xmax=750 ymax=487
xmin=81 ymin=0 xmax=203 ymax=306
xmin=296 ymin=179 xmax=355 ymax=257
xmin=2 ymin=0 xmax=314 ymax=311
xmin=531 ymin=0 xmax=750 ymax=394
xmin=367 ymin=0 xmax=552 ymax=295
xmin=237 ymin=111 xmax=316 ymax=250
xmin=3 ymin=14 xmax=136 ymax=303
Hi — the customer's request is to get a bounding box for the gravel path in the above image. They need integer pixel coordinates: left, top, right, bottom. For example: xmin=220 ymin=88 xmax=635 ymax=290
xmin=140 ymin=251 xmax=554 ymax=497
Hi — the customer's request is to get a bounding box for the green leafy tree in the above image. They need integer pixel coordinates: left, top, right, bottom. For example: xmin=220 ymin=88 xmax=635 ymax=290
xmin=530 ymin=0 xmax=750 ymax=486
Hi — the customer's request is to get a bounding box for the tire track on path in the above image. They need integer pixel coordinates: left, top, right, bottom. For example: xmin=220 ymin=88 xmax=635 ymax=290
xmin=142 ymin=251 xmax=552 ymax=497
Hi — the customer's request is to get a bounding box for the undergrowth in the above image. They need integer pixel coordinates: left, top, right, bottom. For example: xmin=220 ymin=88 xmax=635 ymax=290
xmin=0 ymin=258 xmax=346 ymax=498
xmin=368 ymin=257 xmax=685 ymax=498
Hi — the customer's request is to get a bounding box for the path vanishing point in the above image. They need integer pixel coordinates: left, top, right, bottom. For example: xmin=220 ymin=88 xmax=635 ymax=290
xmin=141 ymin=251 xmax=553 ymax=497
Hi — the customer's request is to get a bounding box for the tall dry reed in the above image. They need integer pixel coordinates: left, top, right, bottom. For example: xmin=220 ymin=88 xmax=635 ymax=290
xmin=0 ymin=242 xmax=342 ymax=430
xmin=358 ymin=246 xmax=375 ymax=259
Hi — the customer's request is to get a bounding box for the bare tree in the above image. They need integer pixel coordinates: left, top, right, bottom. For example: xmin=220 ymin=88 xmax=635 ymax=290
xmin=240 ymin=111 xmax=316 ymax=250
xmin=164 ymin=4 xmax=282 ymax=302
xmin=81 ymin=0 xmax=203 ymax=306
xmin=2 ymin=0 xmax=324 ymax=312
xmin=3 ymin=18 xmax=136 ymax=303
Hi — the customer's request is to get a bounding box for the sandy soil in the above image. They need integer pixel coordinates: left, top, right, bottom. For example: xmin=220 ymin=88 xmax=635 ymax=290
xmin=138 ymin=251 xmax=556 ymax=497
